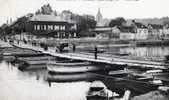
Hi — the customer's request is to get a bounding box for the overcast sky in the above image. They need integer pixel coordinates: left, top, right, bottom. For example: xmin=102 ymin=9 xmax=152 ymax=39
xmin=0 ymin=0 xmax=169 ymax=25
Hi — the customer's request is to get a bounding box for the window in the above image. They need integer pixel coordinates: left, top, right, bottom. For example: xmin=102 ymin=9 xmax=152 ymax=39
xmin=62 ymin=26 xmax=65 ymax=30
xmin=60 ymin=26 xmax=63 ymax=30
xmin=51 ymin=25 xmax=53 ymax=30
xmin=40 ymin=25 xmax=43 ymax=30
xmin=48 ymin=25 xmax=53 ymax=30
xmin=54 ymin=25 xmax=59 ymax=30
xmin=44 ymin=25 xmax=46 ymax=30
xmin=34 ymin=25 xmax=37 ymax=30
xmin=60 ymin=26 xmax=65 ymax=30
xmin=37 ymin=25 xmax=40 ymax=30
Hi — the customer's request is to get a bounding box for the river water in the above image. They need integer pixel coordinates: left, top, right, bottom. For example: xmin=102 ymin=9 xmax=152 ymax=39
xmin=119 ymin=46 xmax=169 ymax=58
xmin=0 ymin=61 xmax=90 ymax=100
xmin=79 ymin=45 xmax=169 ymax=58
xmin=1 ymin=45 xmax=169 ymax=100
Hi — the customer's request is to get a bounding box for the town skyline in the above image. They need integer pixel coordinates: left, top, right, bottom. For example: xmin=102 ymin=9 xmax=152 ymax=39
xmin=1 ymin=0 xmax=169 ymax=26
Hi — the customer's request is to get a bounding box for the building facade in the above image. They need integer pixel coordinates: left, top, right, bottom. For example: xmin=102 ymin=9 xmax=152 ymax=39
xmin=134 ymin=21 xmax=149 ymax=40
xmin=25 ymin=15 xmax=77 ymax=38
xmin=119 ymin=26 xmax=135 ymax=40
xmin=147 ymin=24 xmax=163 ymax=39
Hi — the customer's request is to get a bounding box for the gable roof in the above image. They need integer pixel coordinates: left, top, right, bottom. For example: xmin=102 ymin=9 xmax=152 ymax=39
xmin=29 ymin=14 xmax=66 ymax=22
xmin=134 ymin=22 xmax=147 ymax=28
xmin=118 ymin=26 xmax=135 ymax=33
xmin=148 ymin=24 xmax=163 ymax=29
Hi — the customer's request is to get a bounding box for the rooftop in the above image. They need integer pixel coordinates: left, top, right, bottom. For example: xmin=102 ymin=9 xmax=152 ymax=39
xmin=148 ymin=24 xmax=163 ymax=29
xmin=29 ymin=14 xmax=66 ymax=22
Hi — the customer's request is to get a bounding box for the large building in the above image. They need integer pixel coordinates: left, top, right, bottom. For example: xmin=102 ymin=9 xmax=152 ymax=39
xmin=25 ymin=14 xmax=77 ymax=38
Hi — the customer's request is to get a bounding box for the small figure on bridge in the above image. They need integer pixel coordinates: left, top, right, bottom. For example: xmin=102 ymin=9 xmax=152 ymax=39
xmin=23 ymin=38 xmax=27 ymax=44
xmin=59 ymin=46 xmax=63 ymax=53
xmin=44 ymin=44 xmax=48 ymax=51
xmin=55 ymin=47 xmax=59 ymax=52
xmin=72 ymin=44 xmax=76 ymax=52
xmin=94 ymin=46 xmax=98 ymax=59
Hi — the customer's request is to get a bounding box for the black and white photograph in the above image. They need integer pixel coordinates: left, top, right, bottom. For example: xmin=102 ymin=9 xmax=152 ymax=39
xmin=0 ymin=0 xmax=169 ymax=100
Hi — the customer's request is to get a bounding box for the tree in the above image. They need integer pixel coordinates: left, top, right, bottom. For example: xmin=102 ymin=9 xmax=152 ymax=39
xmin=163 ymin=20 xmax=169 ymax=27
xmin=109 ymin=17 xmax=126 ymax=27
xmin=0 ymin=27 xmax=4 ymax=36
xmin=75 ymin=15 xmax=96 ymax=32
xmin=4 ymin=26 xmax=12 ymax=35
xmin=0 ymin=24 xmax=11 ymax=35
xmin=12 ymin=16 xmax=29 ymax=33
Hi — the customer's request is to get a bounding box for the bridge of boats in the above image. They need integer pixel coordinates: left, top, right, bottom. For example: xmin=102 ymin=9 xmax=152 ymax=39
xmin=10 ymin=40 xmax=169 ymax=70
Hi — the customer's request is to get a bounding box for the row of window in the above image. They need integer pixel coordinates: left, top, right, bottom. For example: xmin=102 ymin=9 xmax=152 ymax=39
xmin=34 ymin=25 xmax=66 ymax=31
xmin=137 ymin=29 xmax=148 ymax=33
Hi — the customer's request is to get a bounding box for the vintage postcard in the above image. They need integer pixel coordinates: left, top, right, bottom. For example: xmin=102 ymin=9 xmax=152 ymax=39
xmin=0 ymin=0 xmax=169 ymax=100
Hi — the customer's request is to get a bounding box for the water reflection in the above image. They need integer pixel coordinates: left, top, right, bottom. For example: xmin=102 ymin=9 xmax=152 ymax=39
xmin=102 ymin=46 xmax=169 ymax=58
xmin=0 ymin=61 xmax=90 ymax=100
xmin=119 ymin=46 xmax=169 ymax=58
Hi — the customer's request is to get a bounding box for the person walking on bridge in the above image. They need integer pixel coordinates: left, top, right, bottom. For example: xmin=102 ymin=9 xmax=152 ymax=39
xmin=94 ymin=46 xmax=98 ymax=59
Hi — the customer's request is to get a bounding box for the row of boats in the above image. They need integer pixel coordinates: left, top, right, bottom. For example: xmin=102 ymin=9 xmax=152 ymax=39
xmin=0 ymin=47 xmax=131 ymax=100
xmin=2 ymin=51 xmax=132 ymax=100
xmin=15 ymin=56 xmax=115 ymax=82
xmin=3 ymin=49 xmax=169 ymax=85
xmin=4 ymin=51 xmax=168 ymax=85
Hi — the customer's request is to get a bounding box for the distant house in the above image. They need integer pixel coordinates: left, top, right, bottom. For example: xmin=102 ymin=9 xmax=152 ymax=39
xmin=119 ymin=26 xmax=135 ymax=40
xmin=118 ymin=20 xmax=149 ymax=40
xmin=25 ymin=14 xmax=77 ymax=38
xmin=93 ymin=26 xmax=120 ymax=39
xmin=147 ymin=24 xmax=163 ymax=39
xmin=162 ymin=25 xmax=169 ymax=39
xmin=132 ymin=21 xmax=149 ymax=40
xmin=93 ymin=26 xmax=112 ymax=39
xmin=111 ymin=26 xmax=121 ymax=38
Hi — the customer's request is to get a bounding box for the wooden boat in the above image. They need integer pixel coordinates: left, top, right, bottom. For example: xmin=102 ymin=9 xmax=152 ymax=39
xmin=47 ymin=61 xmax=90 ymax=66
xmin=17 ymin=60 xmax=52 ymax=71
xmin=109 ymin=70 xmax=131 ymax=78
xmin=16 ymin=56 xmax=56 ymax=61
xmin=18 ymin=61 xmax=47 ymax=71
xmin=86 ymin=81 xmax=114 ymax=100
xmin=46 ymin=61 xmax=108 ymax=74
xmin=47 ymin=73 xmax=96 ymax=82
xmin=47 ymin=65 xmax=102 ymax=74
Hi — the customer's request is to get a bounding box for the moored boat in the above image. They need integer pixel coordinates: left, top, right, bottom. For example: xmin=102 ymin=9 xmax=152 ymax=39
xmin=47 ymin=61 xmax=90 ymax=66
xmin=86 ymin=81 xmax=114 ymax=100
xmin=47 ymin=73 xmax=96 ymax=82
xmin=47 ymin=64 xmax=102 ymax=74
xmin=47 ymin=61 xmax=107 ymax=74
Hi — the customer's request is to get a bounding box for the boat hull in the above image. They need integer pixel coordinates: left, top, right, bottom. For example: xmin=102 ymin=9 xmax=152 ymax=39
xmin=47 ymin=65 xmax=104 ymax=74
xmin=47 ymin=73 xmax=96 ymax=82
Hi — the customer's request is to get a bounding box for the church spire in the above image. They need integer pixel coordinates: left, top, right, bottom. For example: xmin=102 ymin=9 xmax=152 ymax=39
xmin=96 ymin=8 xmax=103 ymax=26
